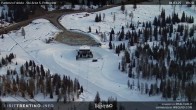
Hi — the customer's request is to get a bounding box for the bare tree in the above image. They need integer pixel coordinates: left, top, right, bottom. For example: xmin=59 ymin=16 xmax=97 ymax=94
xmin=21 ymin=27 xmax=25 ymax=39
xmin=113 ymin=13 xmax=116 ymax=22
xmin=129 ymin=11 xmax=134 ymax=23
xmin=127 ymin=80 xmax=130 ymax=88
xmin=103 ymin=13 xmax=105 ymax=21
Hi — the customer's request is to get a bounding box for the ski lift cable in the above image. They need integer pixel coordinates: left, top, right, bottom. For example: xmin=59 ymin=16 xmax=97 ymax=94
xmin=6 ymin=35 xmax=49 ymax=110
xmin=8 ymin=32 xmax=56 ymax=109
xmin=8 ymin=34 xmax=40 ymax=64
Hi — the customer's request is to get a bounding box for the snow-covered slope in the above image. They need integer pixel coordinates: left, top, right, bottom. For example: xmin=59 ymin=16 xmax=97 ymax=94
xmin=0 ymin=18 xmax=61 ymax=101
xmin=0 ymin=17 xmax=162 ymax=101
xmin=1 ymin=5 xmax=195 ymax=102
xmin=58 ymin=4 xmax=196 ymax=101
xmin=60 ymin=5 xmax=196 ymax=43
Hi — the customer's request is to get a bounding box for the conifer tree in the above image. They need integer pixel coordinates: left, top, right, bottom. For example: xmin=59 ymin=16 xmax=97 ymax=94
xmin=181 ymin=11 xmax=186 ymax=22
xmin=21 ymin=27 xmax=25 ymax=39
xmin=98 ymin=13 xmax=101 ymax=22
xmin=109 ymin=41 xmax=112 ymax=49
xmin=95 ymin=14 xmax=99 ymax=22
xmin=1 ymin=10 xmax=4 ymax=19
xmin=80 ymin=86 xmax=83 ymax=93
xmin=89 ymin=26 xmax=91 ymax=32
xmin=1 ymin=35 xmax=4 ymax=39
xmin=50 ymin=90 xmax=53 ymax=99
xmin=82 ymin=0 xmax=85 ymax=5
xmin=121 ymin=1 xmax=125 ymax=12
xmin=153 ymin=17 xmax=158 ymax=26
xmin=133 ymin=0 xmax=137 ymax=10
xmin=124 ymin=50 xmax=130 ymax=63
xmin=94 ymin=91 xmax=101 ymax=103
xmin=119 ymin=26 xmax=124 ymax=41
xmin=87 ymin=0 xmax=90 ymax=7
xmin=109 ymin=32 xmax=113 ymax=41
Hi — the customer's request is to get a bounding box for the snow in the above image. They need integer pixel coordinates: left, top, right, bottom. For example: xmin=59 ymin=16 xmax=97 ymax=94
xmin=32 ymin=19 xmax=50 ymax=24
xmin=0 ymin=17 xmax=162 ymax=102
xmin=60 ymin=5 xmax=196 ymax=43
xmin=0 ymin=19 xmax=61 ymax=101
xmin=1 ymin=5 xmax=196 ymax=102
xmin=58 ymin=4 xmax=196 ymax=101
xmin=79 ymin=45 xmax=90 ymax=50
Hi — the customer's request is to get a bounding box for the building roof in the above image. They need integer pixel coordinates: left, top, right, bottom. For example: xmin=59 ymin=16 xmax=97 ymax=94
xmin=79 ymin=45 xmax=90 ymax=50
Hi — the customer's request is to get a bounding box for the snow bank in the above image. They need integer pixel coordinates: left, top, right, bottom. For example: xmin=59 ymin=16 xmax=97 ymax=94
xmin=32 ymin=18 xmax=50 ymax=24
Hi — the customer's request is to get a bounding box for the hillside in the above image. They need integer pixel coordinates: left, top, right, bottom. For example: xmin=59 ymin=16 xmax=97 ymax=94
xmin=0 ymin=4 xmax=195 ymax=104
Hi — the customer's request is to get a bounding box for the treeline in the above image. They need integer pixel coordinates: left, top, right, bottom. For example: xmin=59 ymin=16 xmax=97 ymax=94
xmin=0 ymin=5 xmax=36 ymax=23
xmin=114 ymin=43 xmax=126 ymax=56
xmin=107 ymin=9 xmax=195 ymax=43
xmin=0 ymin=53 xmax=16 ymax=67
xmin=48 ymin=0 xmax=109 ymax=8
xmin=153 ymin=10 xmax=194 ymax=27
xmin=70 ymin=0 xmax=108 ymax=6
xmin=0 ymin=0 xmax=111 ymax=23
xmin=0 ymin=59 xmax=83 ymax=102
xmin=109 ymin=8 xmax=196 ymax=101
